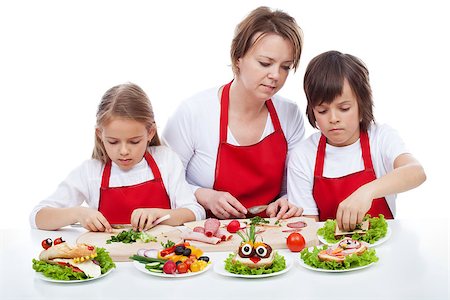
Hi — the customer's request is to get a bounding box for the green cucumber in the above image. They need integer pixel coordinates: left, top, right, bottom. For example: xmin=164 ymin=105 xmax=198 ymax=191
xmin=145 ymin=262 xmax=161 ymax=267
xmin=147 ymin=268 xmax=163 ymax=273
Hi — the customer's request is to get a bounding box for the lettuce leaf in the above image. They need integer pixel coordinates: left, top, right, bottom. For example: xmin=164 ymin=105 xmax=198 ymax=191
xmin=317 ymin=214 xmax=388 ymax=244
xmin=300 ymin=245 xmax=378 ymax=270
xmin=32 ymin=247 xmax=115 ymax=281
xmin=224 ymin=252 xmax=285 ymax=275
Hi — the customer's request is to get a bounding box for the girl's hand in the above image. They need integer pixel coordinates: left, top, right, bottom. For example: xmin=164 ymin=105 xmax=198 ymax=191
xmin=336 ymin=186 xmax=373 ymax=231
xmin=130 ymin=208 xmax=166 ymax=231
xmin=77 ymin=207 xmax=112 ymax=232
xmin=196 ymin=188 xmax=247 ymax=219
xmin=266 ymin=197 xmax=303 ymax=219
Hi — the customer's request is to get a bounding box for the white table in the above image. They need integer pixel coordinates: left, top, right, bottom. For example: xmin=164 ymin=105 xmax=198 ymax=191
xmin=1 ymin=218 xmax=448 ymax=300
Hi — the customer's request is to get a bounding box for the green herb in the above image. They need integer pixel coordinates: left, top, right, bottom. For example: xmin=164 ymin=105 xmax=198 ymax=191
xmin=106 ymin=229 xmax=157 ymax=244
xmin=249 ymin=216 xmax=269 ymax=226
xmin=317 ymin=214 xmax=388 ymax=244
xmin=300 ymin=245 xmax=378 ymax=270
xmin=160 ymin=240 xmax=175 ymax=249
xmin=224 ymin=252 xmax=286 ymax=275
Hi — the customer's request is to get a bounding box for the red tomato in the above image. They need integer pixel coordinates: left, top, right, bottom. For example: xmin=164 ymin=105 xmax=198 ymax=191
xmin=286 ymin=233 xmax=306 ymax=252
xmin=41 ymin=238 xmax=53 ymax=250
xmin=54 ymin=237 xmax=64 ymax=245
xmin=227 ymin=220 xmax=241 ymax=233
xmin=177 ymin=262 xmax=188 ymax=274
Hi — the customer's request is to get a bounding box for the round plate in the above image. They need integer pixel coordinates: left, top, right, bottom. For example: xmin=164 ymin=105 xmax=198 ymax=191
xmin=298 ymin=257 xmax=375 ymax=273
xmin=35 ymin=268 xmax=113 ymax=283
xmin=133 ymin=260 xmax=212 ymax=278
xmin=213 ymin=254 xmax=292 ymax=278
xmin=318 ymin=226 xmax=392 ymax=247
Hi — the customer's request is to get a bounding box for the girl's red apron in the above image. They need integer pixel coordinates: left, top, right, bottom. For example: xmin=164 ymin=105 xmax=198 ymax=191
xmin=313 ymin=131 xmax=394 ymax=221
xmin=98 ymin=151 xmax=171 ymax=224
xmin=211 ymin=81 xmax=288 ymax=218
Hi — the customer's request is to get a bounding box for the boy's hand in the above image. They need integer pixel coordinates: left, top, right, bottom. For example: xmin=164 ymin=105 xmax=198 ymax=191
xmin=336 ymin=186 xmax=373 ymax=231
xmin=77 ymin=207 xmax=112 ymax=232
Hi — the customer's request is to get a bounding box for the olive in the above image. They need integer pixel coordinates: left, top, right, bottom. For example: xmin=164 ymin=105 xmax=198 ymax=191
xmin=175 ymin=260 xmax=182 ymax=266
xmin=182 ymin=248 xmax=192 ymax=256
xmin=198 ymin=256 xmax=209 ymax=262
xmin=174 ymin=245 xmax=185 ymax=255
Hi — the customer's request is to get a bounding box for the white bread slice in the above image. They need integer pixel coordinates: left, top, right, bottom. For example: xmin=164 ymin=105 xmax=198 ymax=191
xmin=52 ymin=259 xmax=101 ymax=278
xmin=39 ymin=242 xmax=96 ymax=261
xmin=318 ymin=239 xmax=367 ymax=263
xmin=335 ymin=220 xmax=369 ymax=237
xmin=232 ymin=251 xmax=275 ymax=269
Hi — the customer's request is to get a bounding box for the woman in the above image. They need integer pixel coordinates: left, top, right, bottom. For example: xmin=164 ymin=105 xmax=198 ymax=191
xmin=163 ymin=6 xmax=305 ymax=219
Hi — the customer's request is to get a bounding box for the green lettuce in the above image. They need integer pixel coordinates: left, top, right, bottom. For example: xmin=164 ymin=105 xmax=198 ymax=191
xmin=224 ymin=252 xmax=285 ymax=275
xmin=32 ymin=247 xmax=115 ymax=281
xmin=317 ymin=214 xmax=388 ymax=244
xmin=300 ymin=245 xmax=378 ymax=270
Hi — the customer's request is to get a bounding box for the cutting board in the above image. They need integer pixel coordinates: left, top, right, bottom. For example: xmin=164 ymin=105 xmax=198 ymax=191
xmin=182 ymin=217 xmax=319 ymax=252
xmin=76 ymin=225 xmax=183 ymax=262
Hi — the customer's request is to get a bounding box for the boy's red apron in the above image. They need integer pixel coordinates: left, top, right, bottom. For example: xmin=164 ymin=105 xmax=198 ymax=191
xmin=98 ymin=151 xmax=171 ymax=224
xmin=211 ymin=81 xmax=288 ymax=218
xmin=313 ymin=131 xmax=393 ymax=221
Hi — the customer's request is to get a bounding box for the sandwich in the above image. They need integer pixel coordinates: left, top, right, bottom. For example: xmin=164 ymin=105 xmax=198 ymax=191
xmin=318 ymin=237 xmax=368 ymax=263
xmin=232 ymin=224 xmax=275 ymax=269
xmin=334 ymin=220 xmax=369 ymax=238
xmin=32 ymin=237 xmax=115 ymax=280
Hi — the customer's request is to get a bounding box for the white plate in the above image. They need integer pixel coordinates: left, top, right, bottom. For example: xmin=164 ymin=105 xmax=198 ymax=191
xmin=318 ymin=226 xmax=391 ymax=247
xmin=298 ymin=257 xmax=375 ymax=273
xmin=35 ymin=268 xmax=113 ymax=283
xmin=213 ymin=254 xmax=292 ymax=278
xmin=133 ymin=260 xmax=212 ymax=278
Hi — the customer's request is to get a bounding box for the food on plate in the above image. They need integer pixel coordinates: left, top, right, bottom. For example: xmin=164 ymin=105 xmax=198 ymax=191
xmin=224 ymin=224 xmax=286 ymax=275
xmin=286 ymin=232 xmax=306 ymax=252
xmin=300 ymin=238 xmax=378 ymax=270
xmin=32 ymin=237 xmax=115 ymax=280
xmin=181 ymin=217 xmax=232 ymax=244
xmin=334 ymin=220 xmax=369 ymax=237
xmin=130 ymin=241 xmax=210 ymax=275
xmin=106 ymin=229 xmax=157 ymax=244
xmin=317 ymin=214 xmax=388 ymax=244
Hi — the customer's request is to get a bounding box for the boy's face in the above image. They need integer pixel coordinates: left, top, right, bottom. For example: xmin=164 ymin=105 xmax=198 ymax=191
xmin=97 ymin=117 xmax=154 ymax=171
xmin=313 ymin=79 xmax=360 ymax=147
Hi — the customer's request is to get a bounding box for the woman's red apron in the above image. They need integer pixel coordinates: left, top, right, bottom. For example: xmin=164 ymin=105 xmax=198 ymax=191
xmin=312 ymin=131 xmax=393 ymax=221
xmin=98 ymin=151 xmax=171 ymax=224
xmin=211 ymin=81 xmax=288 ymax=218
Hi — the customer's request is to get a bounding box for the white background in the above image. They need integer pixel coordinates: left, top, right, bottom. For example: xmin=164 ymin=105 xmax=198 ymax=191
xmin=0 ymin=0 xmax=448 ymax=229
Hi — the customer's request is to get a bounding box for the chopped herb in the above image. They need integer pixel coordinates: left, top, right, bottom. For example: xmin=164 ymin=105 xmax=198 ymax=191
xmin=106 ymin=229 xmax=157 ymax=244
xmin=161 ymin=240 xmax=175 ymax=249
xmin=249 ymin=216 xmax=269 ymax=226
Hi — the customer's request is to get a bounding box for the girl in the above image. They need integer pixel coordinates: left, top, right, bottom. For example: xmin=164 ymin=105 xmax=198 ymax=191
xmin=163 ymin=6 xmax=305 ymax=219
xmin=287 ymin=51 xmax=426 ymax=231
xmin=30 ymin=83 xmax=205 ymax=232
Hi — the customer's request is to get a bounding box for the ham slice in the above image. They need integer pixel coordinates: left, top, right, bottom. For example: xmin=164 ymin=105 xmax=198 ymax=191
xmin=204 ymin=218 xmax=220 ymax=237
xmin=180 ymin=231 xmax=222 ymax=245
xmin=193 ymin=226 xmax=205 ymax=233
xmin=214 ymin=228 xmax=233 ymax=241
xmin=287 ymin=221 xmax=307 ymax=228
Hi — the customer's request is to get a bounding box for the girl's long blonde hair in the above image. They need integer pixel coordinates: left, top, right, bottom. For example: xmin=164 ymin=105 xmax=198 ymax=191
xmin=92 ymin=83 xmax=160 ymax=164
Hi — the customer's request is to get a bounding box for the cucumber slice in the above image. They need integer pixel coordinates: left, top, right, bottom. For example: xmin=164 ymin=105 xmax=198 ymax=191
xmin=147 ymin=268 xmax=163 ymax=273
xmin=145 ymin=262 xmax=161 ymax=267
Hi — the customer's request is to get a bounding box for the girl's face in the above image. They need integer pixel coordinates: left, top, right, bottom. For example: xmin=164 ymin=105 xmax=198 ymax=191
xmin=236 ymin=33 xmax=294 ymax=101
xmin=97 ymin=117 xmax=154 ymax=171
xmin=313 ymin=79 xmax=361 ymax=147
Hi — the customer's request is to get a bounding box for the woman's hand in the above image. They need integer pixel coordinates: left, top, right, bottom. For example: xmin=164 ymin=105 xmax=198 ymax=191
xmin=130 ymin=208 xmax=166 ymax=231
xmin=76 ymin=207 xmax=112 ymax=232
xmin=266 ymin=197 xmax=303 ymax=219
xmin=336 ymin=186 xmax=373 ymax=231
xmin=195 ymin=188 xmax=247 ymax=219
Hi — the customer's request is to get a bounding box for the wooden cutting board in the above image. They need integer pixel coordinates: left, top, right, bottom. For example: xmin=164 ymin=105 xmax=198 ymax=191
xmin=182 ymin=217 xmax=319 ymax=252
xmin=76 ymin=225 xmax=183 ymax=262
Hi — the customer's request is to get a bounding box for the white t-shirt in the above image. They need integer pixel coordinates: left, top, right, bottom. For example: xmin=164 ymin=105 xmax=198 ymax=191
xmin=287 ymin=124 xmax=409 ymax=216
xmin=162 ymin=86 xmax=305 ymax=198
xmin=29 ymin=146 xmax=206 ymax=228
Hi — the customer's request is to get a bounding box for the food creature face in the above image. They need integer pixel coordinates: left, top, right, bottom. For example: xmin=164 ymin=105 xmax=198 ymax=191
xmin=238 ymin=241 xmax=272 ymax=263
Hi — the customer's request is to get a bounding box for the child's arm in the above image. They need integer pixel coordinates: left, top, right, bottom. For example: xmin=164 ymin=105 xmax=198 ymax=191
xmin=35 ymin=207 xmax=112 ymax=232
xmin=130 ymin=208 xmax=195 ymax=231
xmin=336 ymin=153 xmax=426 ymax=231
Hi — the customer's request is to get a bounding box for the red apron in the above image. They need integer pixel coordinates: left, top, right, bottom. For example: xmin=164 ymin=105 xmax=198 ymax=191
xmin=98 ymin=151 xmax=171 ymax=224
xmin=313 ymin=131 xmax=393 ymax=221
xmin=212 ymin=81 xmax=288 ymax=218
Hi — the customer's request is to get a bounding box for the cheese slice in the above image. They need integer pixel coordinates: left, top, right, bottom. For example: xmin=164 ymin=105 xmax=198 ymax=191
xmin=335 ymin=220 xmax=369 ymax=236
xmin=53 ymin=259 xmax=101 ymax=278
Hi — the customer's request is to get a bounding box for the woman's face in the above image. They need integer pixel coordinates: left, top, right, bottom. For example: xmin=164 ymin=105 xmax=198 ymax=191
xmin=236 ymin=33 xmax=294 ymax=100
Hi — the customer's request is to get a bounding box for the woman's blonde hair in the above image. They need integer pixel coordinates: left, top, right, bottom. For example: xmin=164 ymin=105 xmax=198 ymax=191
xmin=92 ymin=83 xmax=160 ymax=163
xmin=230 ymin=6 xmax=303 ymax=75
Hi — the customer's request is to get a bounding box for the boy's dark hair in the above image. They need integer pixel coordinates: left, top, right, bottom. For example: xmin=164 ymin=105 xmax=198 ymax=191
xmin=304 ymin=50 xmax=374 ymax=131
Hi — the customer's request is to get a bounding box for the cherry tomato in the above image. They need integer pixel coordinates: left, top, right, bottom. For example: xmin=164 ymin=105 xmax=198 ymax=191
xmin=227 ymin=220 xmax=241 ymax=233
xmin=54 ymin=237 xmax=65 ymax=245
xmin=286 ymin=232 xmax=306 ymax=252
xmin=41 ymin=238 xmax=53 ymax=250
xmin=176 ymin=262 xmax=188 ymax=274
